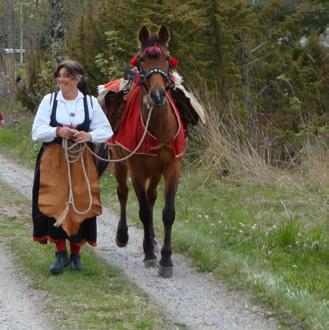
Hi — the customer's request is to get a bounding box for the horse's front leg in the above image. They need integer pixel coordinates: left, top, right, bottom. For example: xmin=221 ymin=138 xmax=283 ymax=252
xmin=132 ymin=176 xmax=157 ymax=268
xmin=114 ymin=162 xmax=129 ymax=247
xmin=147 ymin=174 xmax=161 ymax=251
xmin=159 ymin=159 xmax=180 ymax=278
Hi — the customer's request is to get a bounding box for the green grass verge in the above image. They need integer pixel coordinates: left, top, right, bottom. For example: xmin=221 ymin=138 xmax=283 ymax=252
xmin=99 ymin=171 xmax=329 ymax=330
xmin=0 ymin=181 xmax=169 ymax=330
xmin=0 ymin=116 xmax=38 ymax=168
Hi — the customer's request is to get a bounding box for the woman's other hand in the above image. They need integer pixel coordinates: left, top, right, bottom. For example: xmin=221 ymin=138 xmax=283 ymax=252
xmin=73 ymin=131 xmax=92 ymax=143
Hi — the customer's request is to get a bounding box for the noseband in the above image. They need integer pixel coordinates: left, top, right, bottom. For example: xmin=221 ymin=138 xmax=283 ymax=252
xmin=140 ymin=67 xmax=170 ymax=86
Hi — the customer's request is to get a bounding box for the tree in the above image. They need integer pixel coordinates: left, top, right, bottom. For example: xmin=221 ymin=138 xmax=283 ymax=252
xmin=49 ymin=0 xmax=64 ymax=66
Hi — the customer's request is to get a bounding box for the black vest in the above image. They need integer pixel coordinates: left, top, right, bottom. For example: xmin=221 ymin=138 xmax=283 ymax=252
xmin=49 ymin=92 xmax=92 ymax=144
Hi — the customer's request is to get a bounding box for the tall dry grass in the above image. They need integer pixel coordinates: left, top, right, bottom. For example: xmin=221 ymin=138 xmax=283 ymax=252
xmin=186 ymin=91 xmax=282 ymax=185
xmin=299 ymin=139 xmax=329 ymax=187
xmin=186 ymin=87 xmax=329 ymax=191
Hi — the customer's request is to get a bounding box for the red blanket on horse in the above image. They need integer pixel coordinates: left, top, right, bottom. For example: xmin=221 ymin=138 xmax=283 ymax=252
xmin=106 ymin=76 xmax=186 ymax=157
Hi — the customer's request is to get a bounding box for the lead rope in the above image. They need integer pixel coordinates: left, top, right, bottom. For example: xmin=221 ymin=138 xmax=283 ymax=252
xmin=54 ymin=101 xmax=154 ymax=227
xmin=86 ymin=100 xmax=154 ymax=163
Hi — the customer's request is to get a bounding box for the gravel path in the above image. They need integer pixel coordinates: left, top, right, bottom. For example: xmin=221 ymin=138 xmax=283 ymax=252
xmin=0 ymin=154 xmax=278 ymax=330
xmin=0 ymin=245 xmax=53 ymax=330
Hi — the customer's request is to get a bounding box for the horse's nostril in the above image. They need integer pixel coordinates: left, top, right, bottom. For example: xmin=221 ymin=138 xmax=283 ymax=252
xmin=150 ymin=89 xmax=166 ymax=105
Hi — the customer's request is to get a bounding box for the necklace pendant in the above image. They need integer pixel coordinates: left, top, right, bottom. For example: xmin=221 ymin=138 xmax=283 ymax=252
xmin=69 ymin=112 xmax=75 ymax=117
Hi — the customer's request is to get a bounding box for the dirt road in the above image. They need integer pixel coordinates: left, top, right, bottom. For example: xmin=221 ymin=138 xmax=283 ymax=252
xmin=0 ymin=154 xmax=278 ymax=330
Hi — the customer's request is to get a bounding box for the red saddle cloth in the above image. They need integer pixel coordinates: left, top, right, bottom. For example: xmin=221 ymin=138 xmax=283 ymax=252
xmin=106 ymin=76 xmax=186 ymax=157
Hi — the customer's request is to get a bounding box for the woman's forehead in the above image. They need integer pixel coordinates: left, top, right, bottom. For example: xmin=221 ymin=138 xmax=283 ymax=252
xmin=58 ymin=67 xmax=71 ymax=76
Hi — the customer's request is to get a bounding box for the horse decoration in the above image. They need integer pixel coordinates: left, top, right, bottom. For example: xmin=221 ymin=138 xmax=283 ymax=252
xmin=97 ymin=25 xmax=204 ymax=278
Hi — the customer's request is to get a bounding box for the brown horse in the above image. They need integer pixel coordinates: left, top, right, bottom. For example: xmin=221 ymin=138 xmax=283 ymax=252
xmin=97 ymin=25 xmax=184 ymax=278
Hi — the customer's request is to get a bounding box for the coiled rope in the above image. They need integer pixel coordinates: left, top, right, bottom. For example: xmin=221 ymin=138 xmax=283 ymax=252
xmin=54 ymin=141 xmax=93 ymax=227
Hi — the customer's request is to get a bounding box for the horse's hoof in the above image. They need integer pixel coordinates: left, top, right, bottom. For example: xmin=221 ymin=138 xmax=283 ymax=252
xmin=115 ymin=236 xmax=128 ymax=248
xmin=158 ymin=265 xmax=173 ymax=278
xmin=144 ymin=258 xmax=157 ymax=268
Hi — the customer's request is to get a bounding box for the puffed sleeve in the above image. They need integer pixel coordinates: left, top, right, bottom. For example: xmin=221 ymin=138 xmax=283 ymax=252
xmin=88 ymin=96 xmax=113 ymax=143
xmin=32 ymin=94 xmax=57 ymax=142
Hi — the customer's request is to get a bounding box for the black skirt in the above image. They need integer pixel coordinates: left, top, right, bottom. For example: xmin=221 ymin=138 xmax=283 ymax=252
xmin=32 ymin=145 xmax=97 ymax=246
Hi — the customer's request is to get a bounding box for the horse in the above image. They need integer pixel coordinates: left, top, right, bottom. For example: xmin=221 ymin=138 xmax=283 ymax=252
xmin=97 ymin=25 xmax=185 ymax=278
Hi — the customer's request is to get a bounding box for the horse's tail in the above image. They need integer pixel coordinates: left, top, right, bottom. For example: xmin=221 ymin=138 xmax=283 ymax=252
xmin=96 ymin=143 xmax=110 ymax=177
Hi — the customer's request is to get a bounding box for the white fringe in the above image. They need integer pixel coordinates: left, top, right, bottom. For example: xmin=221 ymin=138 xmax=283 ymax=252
xmin=97 ymin=84 xmax=106 ymax=95
xmin=172 ymin=70 xmax=206 ymax=124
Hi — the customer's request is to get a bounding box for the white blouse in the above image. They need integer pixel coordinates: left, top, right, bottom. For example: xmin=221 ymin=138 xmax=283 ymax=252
xmin=32 ymin=90 xmax=113 ymax=143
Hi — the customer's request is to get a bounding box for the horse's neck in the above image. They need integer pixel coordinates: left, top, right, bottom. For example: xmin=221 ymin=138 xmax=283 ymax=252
xmin=143 ymin=102 xmax=179 ymax=144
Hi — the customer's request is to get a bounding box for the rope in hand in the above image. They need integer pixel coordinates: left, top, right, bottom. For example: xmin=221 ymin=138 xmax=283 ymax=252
xmin=53 ymin=101 xmax=154 ymax=227
xmin=54 ymin=140 xmax=93 ymax=227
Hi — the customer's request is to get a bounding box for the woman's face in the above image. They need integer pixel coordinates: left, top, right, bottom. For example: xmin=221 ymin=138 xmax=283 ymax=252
xmin=57 ymin=67 xmax=78 ymax=94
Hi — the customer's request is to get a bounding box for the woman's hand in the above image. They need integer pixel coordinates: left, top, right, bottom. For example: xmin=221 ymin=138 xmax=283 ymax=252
xmin=56 ymin=126 xmax=77 ymax=140
xmin=73 ymin=130 xmax=92 ymax=143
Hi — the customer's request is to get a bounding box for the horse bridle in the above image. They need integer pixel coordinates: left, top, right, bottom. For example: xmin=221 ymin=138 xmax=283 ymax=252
xmin=137 ymin=48 xmax=173 ymax=90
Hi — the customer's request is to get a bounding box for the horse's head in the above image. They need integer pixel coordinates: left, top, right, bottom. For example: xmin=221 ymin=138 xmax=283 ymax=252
xmin=136 ymin=25 xmax=172 ymax=107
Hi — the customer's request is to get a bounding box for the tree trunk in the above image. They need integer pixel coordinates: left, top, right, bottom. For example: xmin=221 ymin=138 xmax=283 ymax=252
xmin=209 ymin=0 xmax=229 ymax=104
xmin=6 ymin=0 xmax=15 ymax=48
xmin=49 ymin=0 xmax=65 ymax=67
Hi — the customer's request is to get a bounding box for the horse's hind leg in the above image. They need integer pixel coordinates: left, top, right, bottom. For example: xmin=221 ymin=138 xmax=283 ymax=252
xmin=159 ymin=159 xmax=180 ymax=278
xmin=114 ymin=162 xmax=129 ymax=247
xmin=132 ymin=176 xmax=157 ymax=268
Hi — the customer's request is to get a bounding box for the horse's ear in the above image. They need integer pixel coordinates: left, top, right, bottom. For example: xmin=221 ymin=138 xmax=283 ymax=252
xmin=158 ymin=25 xmax=170 ymax=45
xmin=139 ymin=26 xmax=150 ymax=45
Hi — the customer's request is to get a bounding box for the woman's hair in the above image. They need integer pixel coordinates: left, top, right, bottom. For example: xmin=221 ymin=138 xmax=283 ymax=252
xmin=54 ymin=60 xmax=88 ymax=95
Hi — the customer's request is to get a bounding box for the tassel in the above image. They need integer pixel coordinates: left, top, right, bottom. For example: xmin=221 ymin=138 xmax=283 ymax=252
xmin=143 ymin=45 xmax=161 ymax=57
xmin=130 ymin=54 xmax=139 ymax=66
xmin=169 ymin=56 xmax=179 ymax=68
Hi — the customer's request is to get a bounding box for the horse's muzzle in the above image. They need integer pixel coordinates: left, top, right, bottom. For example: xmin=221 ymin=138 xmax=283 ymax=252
xmin=150 ymin=89 xmax=167 ymax=106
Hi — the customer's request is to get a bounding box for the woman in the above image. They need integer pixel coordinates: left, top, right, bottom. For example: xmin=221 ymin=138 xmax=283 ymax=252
xmin=32 ymin=60 xmax=113 ymax=274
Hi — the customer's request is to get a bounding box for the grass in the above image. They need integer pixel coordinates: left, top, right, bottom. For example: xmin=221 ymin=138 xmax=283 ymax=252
xmin=0 ymin=116 xmax=38 ymax=168
xmin=99 ymin=171 xmax=329 ymax=330
xmin=0 ymin=181 xmax=170 ymax=330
